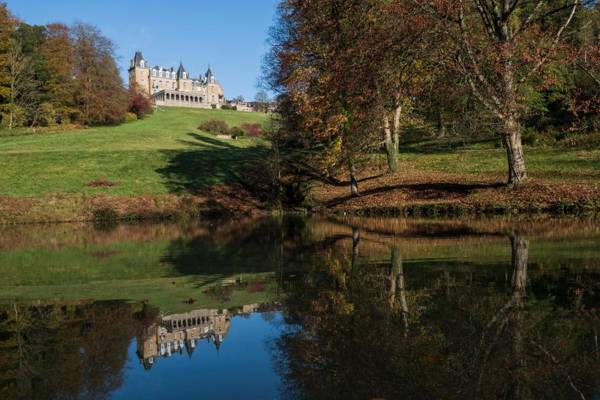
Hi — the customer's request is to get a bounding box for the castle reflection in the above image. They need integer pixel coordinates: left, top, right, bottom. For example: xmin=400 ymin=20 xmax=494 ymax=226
xmin=136 ymin=304 xmax=262 ymax=369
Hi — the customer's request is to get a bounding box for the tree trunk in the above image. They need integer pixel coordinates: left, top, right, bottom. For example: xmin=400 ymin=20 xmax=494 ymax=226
xmin=383 ymin=115 xmax=398 ymax=173
xmin=501 ymin=43 xmax=527 ymax=188
xmin=437 ymin=111 xmax=446 ymax=138
xmin=349 ymin=162 xmax=359 ymax=197
xmin=503 ymin=118 xmax=526 ymax=188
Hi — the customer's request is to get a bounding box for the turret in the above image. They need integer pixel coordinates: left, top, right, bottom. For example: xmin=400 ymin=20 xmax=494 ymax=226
xmin=130 ymin=51 xmax=147 ymax=69
xmin=205 ymin=65 xmax=215 ymax=84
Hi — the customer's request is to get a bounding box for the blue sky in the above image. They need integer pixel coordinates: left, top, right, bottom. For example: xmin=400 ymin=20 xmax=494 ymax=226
xmin=6 ymin=0 xmax=278 ymax=100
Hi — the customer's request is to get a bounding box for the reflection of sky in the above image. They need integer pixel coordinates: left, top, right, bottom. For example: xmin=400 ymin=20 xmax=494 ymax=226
xmin=112 ymin=312 xmax=284 ymax=400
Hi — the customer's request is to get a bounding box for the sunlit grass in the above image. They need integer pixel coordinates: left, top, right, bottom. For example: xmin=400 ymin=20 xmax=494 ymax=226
xmin=0 ymin=107 xmax=270 ymax=196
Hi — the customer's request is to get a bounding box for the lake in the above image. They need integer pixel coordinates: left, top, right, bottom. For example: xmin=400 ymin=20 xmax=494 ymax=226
xmin=0 ymin=217 xmax=598 ymax=399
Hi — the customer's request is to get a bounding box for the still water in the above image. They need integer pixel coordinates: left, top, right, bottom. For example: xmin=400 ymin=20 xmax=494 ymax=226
xmin=0 ymin=217 xmax=598 ymax=399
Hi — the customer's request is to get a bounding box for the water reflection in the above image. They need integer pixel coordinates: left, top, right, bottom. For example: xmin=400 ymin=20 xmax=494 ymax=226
xmin=0 ymin=217 xmax=598 ymax=399
xmin=278 ymin=223 xmax=599 ymax=400
xmin=137 ymin=303 xmax=276 ymax=369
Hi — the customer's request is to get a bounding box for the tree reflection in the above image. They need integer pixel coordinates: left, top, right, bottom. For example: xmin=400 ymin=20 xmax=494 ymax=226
xmin=276 ymin=226 xmax=599 ymax=400
xmin=0 ymin=301 xmax=139 ymax=400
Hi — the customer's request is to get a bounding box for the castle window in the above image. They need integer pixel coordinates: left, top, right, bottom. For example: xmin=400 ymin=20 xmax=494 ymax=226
xmin=140 ymin=60 xmax=145 ymax=68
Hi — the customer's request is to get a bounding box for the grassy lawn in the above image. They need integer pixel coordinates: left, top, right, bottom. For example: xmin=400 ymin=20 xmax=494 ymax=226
xmin=0 ymin=107 xmax=269 ymax=196
xmin=397 ymin=140 xmax=600 ymax=183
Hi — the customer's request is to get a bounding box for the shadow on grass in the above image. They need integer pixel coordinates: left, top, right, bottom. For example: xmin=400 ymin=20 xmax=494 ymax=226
xmin=401 ymin=137 xmax=498 ymax=154
xmin=325 ymin=181 xmax=504 ymax=207
xmin=157 ymin=132 xmax=270 ymax=194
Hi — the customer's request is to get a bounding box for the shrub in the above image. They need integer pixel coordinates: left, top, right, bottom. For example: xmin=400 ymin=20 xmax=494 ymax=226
xmin=128 ymin=91 xmax=154 ymax=118
xmin=230 ymin=126 xmax=245 ymax=139
xmin=0 ymin=105 xmax=27 ymax=128
xmin=240 ymin=123 xmax=263 ymax=137
xmin=199 ymin=119 xmax=230 ymax=135
xmin=211 ymin=104 xmax=217 ymax=109
xmin=124 ymin=112 xmax=138 ymax=122
xmin=38 ymin=103 xmax=58 ymax=127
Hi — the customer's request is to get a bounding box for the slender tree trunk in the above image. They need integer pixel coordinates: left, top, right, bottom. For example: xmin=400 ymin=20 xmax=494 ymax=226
xmin=437 ymin=111 xmax=446 ymax=138
xmin=349 ymin=162 xmax=359 ymax=197
xmin=392 ymin=104 xmax=401 ymax=154
xmin=382 ymin=104 xmax=402 ymax=173
xmin=383 ymin=115 xmax=398 ymax=173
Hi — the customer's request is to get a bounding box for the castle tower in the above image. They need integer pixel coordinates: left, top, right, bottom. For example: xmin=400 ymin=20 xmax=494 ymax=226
xmin=176 ymin=62 xmax=192 ymax=91
xmin=128 ymin=51 xmax=150 ymax=95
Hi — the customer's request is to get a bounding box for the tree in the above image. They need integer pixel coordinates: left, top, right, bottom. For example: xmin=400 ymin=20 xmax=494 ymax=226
xmin=254 ymin=90 xmax=270 ymax=112
xmin=0 ymin=3 xmax=19 ymax=128
xmin=265 ymin=0 xmax=383 ymax=197
xmin=41 ymin=23 xmax=76 ymax=124
xmin=415 ymin=0 xmax=588 ymax=187
xmin=5 ymin=37 xmax=34 ymax=129
xmin=71 ymin=23 xmax=127 ymax=125
xmin=349 ymin=1 xmax=442 ymax=173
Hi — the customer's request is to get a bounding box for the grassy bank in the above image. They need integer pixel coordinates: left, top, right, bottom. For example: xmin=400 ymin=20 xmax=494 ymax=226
xmin=311 ymin=141 xmax=600 ymax=217
xmin=0 ymin=107 xmax=270 ymax=223
xmin=1 ymin=107 xmax=600 ymax=222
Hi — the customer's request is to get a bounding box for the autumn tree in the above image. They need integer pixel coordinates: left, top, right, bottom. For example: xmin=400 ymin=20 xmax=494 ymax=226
xmin=265 ymin=0 xmax=384 ymax=196
xmin=71 ymin=23 xmax=127 ymax=125
xmin=414 ymin=0 xmax=591 ymax=187
xmin=41 ymin=23 xmax=77 ymax=124
xmin=351 ymin=1 xmax=444 ymax=172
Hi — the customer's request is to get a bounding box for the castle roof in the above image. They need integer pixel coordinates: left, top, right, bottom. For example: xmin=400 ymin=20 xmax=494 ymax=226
xmin=206 ymin=65 xmax=214 ymax=79
xmin=177 ymin=62 xmax=187 ymax=79
xmin=132 ymin=51 xmax=146 ymax=68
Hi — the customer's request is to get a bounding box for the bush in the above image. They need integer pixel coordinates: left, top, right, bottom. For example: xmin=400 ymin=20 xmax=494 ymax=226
xmin=128 ymin=91 xmax=154 ymax=118
xmin=124 ymin=112 xmax=138 ymax=122
xmin=230 ymin=126 xmax=245 ymax=139
xmin=0 ymin=105 xmax=27 ymax=128
xmin=211 ymin=104 xmax=217 ymax=109
xmin=38 ymin=103 xmax=58 ymax=127
xmin=221 ymin=104 xmax=237 ymax=111
xmin=240 ymin=123 xmax=263 ymax=137
xmin=199 ymin=119 xmax=230 ymax=135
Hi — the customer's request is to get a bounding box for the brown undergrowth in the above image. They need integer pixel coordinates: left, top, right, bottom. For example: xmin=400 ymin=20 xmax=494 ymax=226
xmin=310 ymin=167 xmax=600 ymax=217
xmin=0 ymin=183 xmax=267 ymax=224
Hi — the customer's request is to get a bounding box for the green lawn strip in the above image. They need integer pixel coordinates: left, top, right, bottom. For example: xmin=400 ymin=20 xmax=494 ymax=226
xmin=0 ymin=108 xmax=269 ymax=197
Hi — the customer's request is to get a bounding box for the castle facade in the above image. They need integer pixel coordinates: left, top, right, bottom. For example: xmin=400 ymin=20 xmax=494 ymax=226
xmin=128 ymin=51 xmax=225 ymax=109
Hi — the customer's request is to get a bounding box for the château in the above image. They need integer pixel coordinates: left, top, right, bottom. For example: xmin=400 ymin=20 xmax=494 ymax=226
xmin=128 ymin=51 xmax=225 ymax=109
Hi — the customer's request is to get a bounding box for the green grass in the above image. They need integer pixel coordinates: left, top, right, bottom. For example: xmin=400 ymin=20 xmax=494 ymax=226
xmin=399 ymin=139 xmax=600 ymax=182
xmin=0 ymin=107 xmax=270 ymax=196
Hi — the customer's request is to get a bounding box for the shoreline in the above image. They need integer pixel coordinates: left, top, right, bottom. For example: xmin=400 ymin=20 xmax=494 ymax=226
xmin=1 ymin=192 xmax=599 ymax=225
